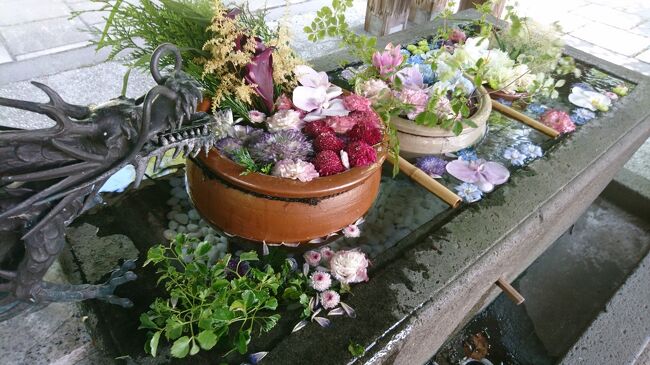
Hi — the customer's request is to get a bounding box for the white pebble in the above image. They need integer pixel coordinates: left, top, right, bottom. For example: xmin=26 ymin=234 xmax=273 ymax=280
xmin=188 ymin=209 xmax=200 ymax=221
xmin=166 ymin=211 xmax=176 ymax=220
xmin=163 ymin=229 xmax=176 ymax=240
xmin=177 ymin=226 xmax=187 ymax=234
xmin=168 ymin=221 xmax=179 ymax=230
xmin=187 ymin=224 xmax=199 ymax=232
xmin=204 ymin=234 xmax=216 ymax=244
xmin=166 ymin=197 xmax=179 ymax=206
xmin=215 ymin=242 xmax=227 ymax=252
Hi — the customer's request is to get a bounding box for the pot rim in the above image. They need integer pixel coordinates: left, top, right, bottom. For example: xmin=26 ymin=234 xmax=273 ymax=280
xmin=193 ymin=140 xmax=388 ymax=199
xmin=485 ymin=86 xmax=529 ymax=101
xmin=391 ymin=85 xmax=492 ymax=136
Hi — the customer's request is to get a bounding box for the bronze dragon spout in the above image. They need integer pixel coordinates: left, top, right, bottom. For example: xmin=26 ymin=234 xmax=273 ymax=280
xmin=0 ymin=44 xmax=222 ymax=320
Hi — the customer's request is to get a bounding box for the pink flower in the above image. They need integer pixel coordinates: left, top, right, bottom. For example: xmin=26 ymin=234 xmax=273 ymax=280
xmin=248 ymin=110 xmax=266 ymax=123
xmin=372 ymin=43 xmax=404 ymax=76
xmin=266 ymin=109 xmax=303 ymax=131
xmin=359 ymin=79 xmax=389 ymax=101
xmin=304 ymin=250 xmax=322 ymax=266
xmin=343 ymin=94 xmax=372 ymax=113
xmin=540 ymin=109 xmax=576 ymax=134
xmin=272 ymin=159 xmax=319 ymax=182
xmin=446 ymin=159 xmax=510 ymax=193
xmin=396 ymin=66 xmax=425 ymax=90
xmin=276 ymin=94 xmax=294 ymax=110
xmin=394 ymin=89 xmax=429 ymax=120
xmin=320 ymin=247 xmax=335 ymax=262
xmin=604 ymin=91 xmax=619 ymax=101
xmin=449 ymin=28 xmax=467 ymax=43
xmin=292 ymin=65 xmax=349 ymax=121
xmin=321 ymin=290 xmax=340 ymax=309
xmin=342 ymin=224 xmax=361 ymax=238
xmin=310 ymin=271 xmax=332 ymax=291
xmin=325 ymin=115 xmax=357 ymax=134
xmin=329 ymin=250 xmax=369 ymax=284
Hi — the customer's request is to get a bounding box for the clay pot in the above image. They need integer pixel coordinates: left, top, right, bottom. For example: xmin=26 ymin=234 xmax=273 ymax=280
xmin=185 ymin=144 xmax=387 ymax=244
xmin=392 ymin=85 xmax=491 ymax=158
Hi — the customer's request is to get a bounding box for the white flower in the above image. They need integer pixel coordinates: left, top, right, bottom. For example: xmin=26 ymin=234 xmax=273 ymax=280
xmin=321 ymin=290 xmax=340 ymax=309
xmin=303 ymin=250 xmax=322 ymax=267
xmin=342 ymin=224 xmax=361 ymax=238
xmin=329 ymin=250 xmax=369 ymax=284
xmin=310 ymin=271 xmax=332 ymax=291
xmin=320 ymin=247 xmax=335 ymax=262
xmin=340 ymin=150 xmax=350 ymax=169
xmin=248 ymin=110 xmax=266 ymax=123
xmin=568 ymin=87 xmax=611 ymax=112
xmin=272 ymin=159 xmax=319 ymax=182
xmin=266 ymin=109 xmax=303 ymax=131
xmin=359 ymin=78 xmax=389 ymax=101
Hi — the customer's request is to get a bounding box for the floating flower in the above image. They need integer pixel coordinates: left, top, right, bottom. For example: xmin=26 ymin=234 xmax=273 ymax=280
xmin=415 ymin=156 xmax=448 ymax=178
xmin=249 ymin=130 xmax=313 ymax=164
xmin=612 ymin=84 xmax=628 ymax=96
xmin=571 ymin=82 xmax=595 ymax=92
xmin=446 ymin=159 xmax=510 ymax=193
xmin=272 ymin=159 xmax=319 ymax=182
xmin=340 ymin=69 xmax=356 ymax=81
xmin=321 ymin=290 xmax=341 ymax=309
xmin=526 ymin=103 xmax=548 ymax=116
xmin=568 ymin=87 xmax=611 ymax=112
xmin=248 ymin=110 xmax=266 ymax=123
xmin=604 ymin=91 xmax=618 ymax=101
xmin=304 ymin=250 xmax=322 ymax=267
xmin=455 ymin=182 xmax=483 ymax=203
xmin=266 ymin=109 xmax=303 ymax=131
xmin=320 ymin=247 xmax=335 ymax=262
xmin=329 ymin=250 xmax=369 ymax=284
xmin=359 ymin=79 xmax=389 ymax=101
xmin=517 ymin=143 xmax=543 ymax=159
xmin=503 ymin=147 xmax=526 ymax=166
xmin=539 ymin=109 xmax=576 ymax=134
xmin=310 ymin=271 xmax=332 ymax=291
xmin=496 ymin=98 xmax=512 ymax=107
xmin=456 ymin=148 xmax=478 ymax=162
xmin=372 ymin=43 xmax=403 ymax=76
xmin=449 ymin=28 xmax=467 ymax=43
xmin=342 ymin=223 xmax=361 ymax=238
xmin=570 ymin=108 xmax=596 ymax=125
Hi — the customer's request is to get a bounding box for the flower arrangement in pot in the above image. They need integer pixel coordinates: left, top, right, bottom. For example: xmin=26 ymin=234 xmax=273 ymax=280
xmin=96 ymin=1 xmax=387 ymax=244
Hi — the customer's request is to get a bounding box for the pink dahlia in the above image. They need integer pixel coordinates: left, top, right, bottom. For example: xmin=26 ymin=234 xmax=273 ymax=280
xmin=329 ymin=250 xmax=369 ymax=284
xmin=310 ymin=271 xmax=332 ymax=292
xmin=321 ymin=290 xmax=340 ymax=309
xmin=343 ymin=94 xmax=372 ymax=113
xmin=540 ymin=109 xmax=576 ymax=134
xmin=304 ymin=250 xmax=322 ymax=266
xmin=272 ymin=159 xmax=319 ymax=182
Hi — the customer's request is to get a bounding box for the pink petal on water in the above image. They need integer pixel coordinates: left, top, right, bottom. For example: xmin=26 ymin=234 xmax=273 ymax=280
xmin=340 ymin=301 xmax=357 ymax=318
xmin=446 ymin=159 xmax=479 ymax=183
xmin=483 ymin=161 xmax=510 ymax=185
xmin=475 ymin=174 xmax=495 ymax=193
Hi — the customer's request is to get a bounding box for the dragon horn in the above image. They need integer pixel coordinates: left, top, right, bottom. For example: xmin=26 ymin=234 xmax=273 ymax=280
xmin=30 ymin=82 xmax=90 ymax=119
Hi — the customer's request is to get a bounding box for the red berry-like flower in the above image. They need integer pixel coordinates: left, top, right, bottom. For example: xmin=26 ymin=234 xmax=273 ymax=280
xmin=303 ymin=120 xmax=335 ymax=138
xmin=345 ymin=141 xmax=377 ymax=167
xmin=351 ymin=110 xmax=382 ymax=129
xmin=313 ymin=150 xmax=345 ymax=176
xmin=314 ymin=133 xmax=345 ymax=152
xmin=347 ymin=122 xmax=382 ymax=145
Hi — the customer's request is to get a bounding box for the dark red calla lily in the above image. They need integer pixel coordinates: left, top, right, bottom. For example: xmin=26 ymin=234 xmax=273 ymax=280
xmin=245 ymin=47 xmax=275 ymax=113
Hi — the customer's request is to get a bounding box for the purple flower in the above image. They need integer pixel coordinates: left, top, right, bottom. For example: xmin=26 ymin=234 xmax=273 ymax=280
xmin=235 ymin=35 xmax=275 ymax=112
xmin=226 ymin=258 xmax=250 ymax=279
xmin=570 ymin=108 xmax=596 ymax=125
xmin=310 ymin=271 xmax=332 ymax=291
xmin=446 ymin=159 xmax=510 ymax=193
xmin=396 ymin=66 xmax=425 ymax=90
xmin=503 ymin=147 xmax=526 ymax=166
xmin=249 ymin=130 xmax=313 ymax=164
xmin=455 ymin=182 xmax=483 ymax=203
xmin=457 ymin=148 xmax=478 ymax=162
xmin=372 ymin=43 xmax=404 ymax=76
xmin=215 ymin=137 xmax=243 ymax=159
xmin=415 ymin=156 xmax=448 ymax=178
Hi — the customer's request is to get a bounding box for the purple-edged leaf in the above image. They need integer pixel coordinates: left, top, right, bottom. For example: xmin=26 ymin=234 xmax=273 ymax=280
xmin=262 ymin=242 xmax=269 ymax=256
xmin=303 ymin=263 xmax=310 ymax=276
xmin=328 ymin=307 xmax=346 ymax=316
xmin=340 ymin=302 xmax=357 ymax=318
xmin=226 ymin=8 xmax=241 ymax=19
xmin=292 ymin=320 xmax=308 ymax=333
xmin=313 ymin=316 xmax=331 ymax=328
xmin=245 ymin=47 xmax=275 ymax=113
xmin=249 ymin=351 xmax=268 ymax=364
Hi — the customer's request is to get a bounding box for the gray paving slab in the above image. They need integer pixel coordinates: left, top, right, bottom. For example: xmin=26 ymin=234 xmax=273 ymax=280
xmin=570 ymin=3 xmax=644 ymax=30
xmin=559 ymin=252 xmax=650 ymax=365
xmin=637 ymin=48 xmax=650 ymax=65
xmin=67 ymin=0 xmax=108 ymax=26
xmin=563 ymin=34 xmax=650 ymax=76
xmin=0 ymin=61 xmax=155 ymax=129
xmin=0 ymin=0 xmax=70 ymax=27
xmin=0 ymin=42 xmax=11 ymax=64
xmin=570 ymin=22 xmax=650 ymax=57
xmin=0 ymin=17 xmax=91 ymax=58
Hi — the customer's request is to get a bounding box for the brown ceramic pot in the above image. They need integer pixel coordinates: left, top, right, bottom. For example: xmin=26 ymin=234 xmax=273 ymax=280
xmin=185 ymin=144 xmax=387 ymax=244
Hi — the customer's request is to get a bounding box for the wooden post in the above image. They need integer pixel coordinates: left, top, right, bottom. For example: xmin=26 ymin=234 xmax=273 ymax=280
xmin=364 ymin=0 xmax=412 ymax=36
xmin=409 ymin=0 xmax=449 ymax=24
xmin=457 ymin=0 xmax=506 ymax=18
xmin=496 ymin=277 xmax=525 ymax=305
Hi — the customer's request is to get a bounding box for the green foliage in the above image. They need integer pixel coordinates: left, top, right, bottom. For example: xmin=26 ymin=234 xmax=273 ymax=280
xmin=348 ymin=341 xmax=365 ymax=357
xmin=140 ymin=235 xmax=306 ymax=358
xmin=232 ymin=148 xmax=273 ymax=176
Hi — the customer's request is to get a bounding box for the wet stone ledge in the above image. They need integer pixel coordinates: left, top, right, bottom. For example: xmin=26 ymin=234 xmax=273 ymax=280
xmin=57 ymin=10 xmax=650 ymax=365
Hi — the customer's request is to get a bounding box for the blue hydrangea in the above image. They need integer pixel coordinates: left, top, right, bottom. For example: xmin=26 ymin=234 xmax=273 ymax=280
xmin=526 ymin=103 xmax=548 ymax=116
xmin=455 ymin=76 xmax=475 ymax=95
xmin=570 ymin=108 xmax=596 ymax=125
xmin=457 ymin=148 xmax=478 ymax=162
xmin=503 ymin=147 xmax=527 ymax=166
xmin=340 ymin=69 xmax=355 ymax=81
xmin=496 ymin=98 xmax=512 ymax=106
xmin=517 ymin=143 xmax=543 ymax=159
xmin=406 ymin=54 xmax=424 ymax=64
xmin=400 ymin=49 xmax=411 ymax=57
xmin=456 ymin=182 xmax=483 ymax=203
xmin=418 ymin=64 xmax=436 ymax=85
